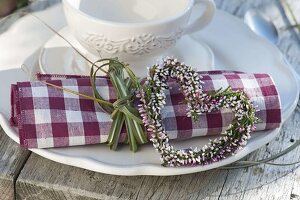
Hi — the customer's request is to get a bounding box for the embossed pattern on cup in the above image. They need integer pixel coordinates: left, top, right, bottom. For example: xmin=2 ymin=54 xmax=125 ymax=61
xmin=81 ymin=30 xmax=183 ymax=56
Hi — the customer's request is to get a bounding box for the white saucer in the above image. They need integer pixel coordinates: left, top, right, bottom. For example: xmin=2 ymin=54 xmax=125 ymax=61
xmin=0 ymin=4 xmax=298 ymax=176
xmin=39 ymin=27 xmax=215 ymax=77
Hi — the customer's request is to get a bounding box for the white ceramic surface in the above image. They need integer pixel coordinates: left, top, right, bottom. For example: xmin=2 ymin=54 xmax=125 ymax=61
xmin=39 ymin=27 xmax=215 ymax=77
xmin=62 ymin=0 xmax=216 ymax=60
xmin=0 ymin=4 xmax=298 ymax=176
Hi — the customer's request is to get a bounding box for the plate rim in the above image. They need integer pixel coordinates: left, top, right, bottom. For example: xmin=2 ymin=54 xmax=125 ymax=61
xmin=0 ymin=115 xmax=282 ymax=176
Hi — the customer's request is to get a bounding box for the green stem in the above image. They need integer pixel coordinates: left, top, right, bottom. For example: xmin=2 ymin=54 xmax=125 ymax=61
xmin=107 ymin=112 xmax=125 ymax=150
xmin=133 ymin=120 xmax=148 ymax=144
xmin=124 ymin=116 xmax=138 ymax=152
xmin=90 ymin=62 xmax=114 ymax=114
xmin=109 ymin=67 xmax=145 ymax=152
xmin=88 ymin=58 xmax=147 ymax=152
xmin=43 ymin=81 xmax=113 ymax=107
xmin=221 ymin=139 xmax=300 ymax=169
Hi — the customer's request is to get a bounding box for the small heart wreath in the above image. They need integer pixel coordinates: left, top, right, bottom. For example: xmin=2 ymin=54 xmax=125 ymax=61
xmin=136 ymin=57 xmax=260 ymax=167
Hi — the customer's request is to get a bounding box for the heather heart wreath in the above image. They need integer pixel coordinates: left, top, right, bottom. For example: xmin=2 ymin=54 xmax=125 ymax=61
xmin=136 ymin=57 xmax=259 ymax=167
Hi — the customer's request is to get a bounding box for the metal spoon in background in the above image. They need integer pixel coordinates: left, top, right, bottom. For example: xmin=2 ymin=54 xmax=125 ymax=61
xmin=244 ymin=9 xmax=279 ymax=45
xmin=244 ymin=9 xmax=300 ymax=83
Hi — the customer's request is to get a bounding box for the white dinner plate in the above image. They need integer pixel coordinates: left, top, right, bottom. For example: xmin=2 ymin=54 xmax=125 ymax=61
xmin=0 ymin=4 xmax=298 ymax=176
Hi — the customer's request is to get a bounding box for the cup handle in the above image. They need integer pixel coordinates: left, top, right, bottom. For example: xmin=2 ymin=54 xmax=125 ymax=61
xmin=184 ymin=0 xmax=216 ymax=35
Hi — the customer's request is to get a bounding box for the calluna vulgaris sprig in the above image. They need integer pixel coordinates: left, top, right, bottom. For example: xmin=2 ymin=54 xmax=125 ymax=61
xmin=136 ymin=57 xmax=260 ymax=167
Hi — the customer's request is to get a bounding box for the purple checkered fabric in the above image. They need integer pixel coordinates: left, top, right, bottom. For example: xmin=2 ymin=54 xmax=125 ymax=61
xmin=10 ymin=71 xmax=281 ymax=149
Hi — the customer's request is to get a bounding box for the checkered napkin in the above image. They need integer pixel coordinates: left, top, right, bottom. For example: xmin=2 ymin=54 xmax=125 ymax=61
xmin=10 ymin=71 xmax=281 ymax=149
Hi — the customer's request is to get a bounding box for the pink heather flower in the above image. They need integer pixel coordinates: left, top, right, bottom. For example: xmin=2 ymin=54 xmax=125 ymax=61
xmin=135 ymin=57 xmax=258 ymax=167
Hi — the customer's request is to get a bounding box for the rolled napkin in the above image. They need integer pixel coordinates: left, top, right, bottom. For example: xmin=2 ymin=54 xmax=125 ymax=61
xmin=11 ymin=71 xmax=281 ymax=149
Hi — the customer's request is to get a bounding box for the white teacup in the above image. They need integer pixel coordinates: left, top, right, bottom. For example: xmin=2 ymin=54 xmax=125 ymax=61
xmin=62 ymin=0 xmax=216 ymax=61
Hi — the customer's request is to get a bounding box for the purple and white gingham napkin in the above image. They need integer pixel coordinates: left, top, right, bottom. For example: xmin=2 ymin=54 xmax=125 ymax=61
xmin=10 ymin=71 xmax=281 ymax=149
